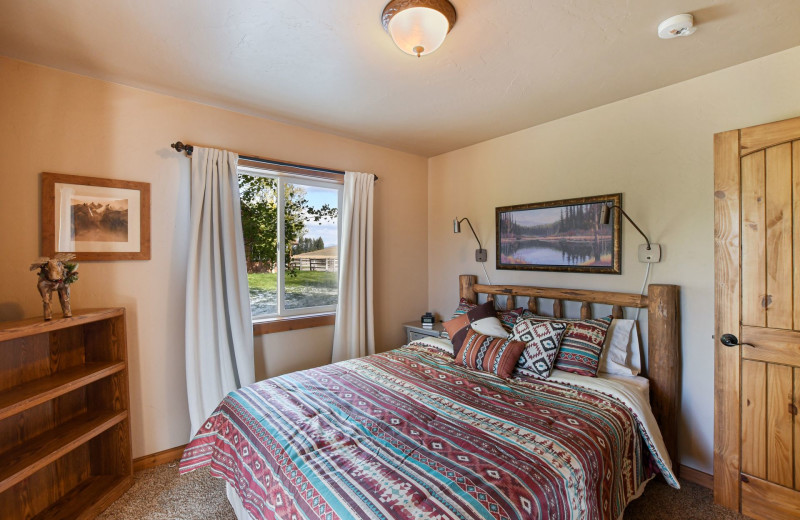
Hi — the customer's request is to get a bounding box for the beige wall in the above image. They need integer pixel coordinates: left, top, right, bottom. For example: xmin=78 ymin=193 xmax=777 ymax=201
xmin=0 ymin=57 xmax=429 ymax=458
xmin=255 ymin=326 xmax=334 ymax=380
xmin=428 ymin=46 xmax=800 ymax=474
xmin=5 ymin=43 xmax=800 ymax=474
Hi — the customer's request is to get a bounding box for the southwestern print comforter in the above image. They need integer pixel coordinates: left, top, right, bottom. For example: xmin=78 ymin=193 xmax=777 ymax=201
xmin=180 ymin=342 xmax=678 ymax=520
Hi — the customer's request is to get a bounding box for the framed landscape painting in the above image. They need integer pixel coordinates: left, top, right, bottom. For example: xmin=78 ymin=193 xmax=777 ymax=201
xmin=42 ymin=172 xmax=151 ymax=261
xmin=496 ymin=193 xmax=621 ymax=274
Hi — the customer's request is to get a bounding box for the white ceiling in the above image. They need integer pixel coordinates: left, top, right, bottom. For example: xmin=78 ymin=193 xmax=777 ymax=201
xmin=1 ymin=0 xmax=799 ymax=157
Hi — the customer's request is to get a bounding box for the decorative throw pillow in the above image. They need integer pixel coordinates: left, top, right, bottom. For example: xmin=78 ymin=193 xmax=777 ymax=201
xmin=511 ymin=319 xmax=568 ymax=378
xmin=443 ymin=301 xmax=500 ymax=357
xmin=457 ymin=331 xmax=526 ymax=379
xmin=498 ymin=308 xmax=524 ymax=331
xmin=518 ymin=311 xmax=613 ymax=377
xmin=408 ymin=336 xmax=455 ymax=357
xmin=448 ymin=298 xmax=523 ymax=332
xmin=598 ymin=319 xmax=641 ymax=376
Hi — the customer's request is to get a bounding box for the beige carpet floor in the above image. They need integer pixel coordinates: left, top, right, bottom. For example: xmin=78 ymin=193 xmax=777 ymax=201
xmin=99 ymin=461 xmax=746 ymax=519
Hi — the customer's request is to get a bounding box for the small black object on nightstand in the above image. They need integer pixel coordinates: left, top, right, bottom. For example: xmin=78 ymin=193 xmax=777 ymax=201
xmin=421 ymin=312 xmax=435 ymax=330
xmin=404 ymin=320 xmax=445 ymax=344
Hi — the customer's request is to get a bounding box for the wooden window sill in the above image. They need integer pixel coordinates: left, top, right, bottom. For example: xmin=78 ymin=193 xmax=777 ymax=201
xmin=253 ymin=313 xmax=335 ymax=336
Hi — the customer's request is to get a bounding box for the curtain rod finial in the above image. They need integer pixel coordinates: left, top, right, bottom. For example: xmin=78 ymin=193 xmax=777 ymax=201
xmin=171 ymin=141 xmax=193 ymax=155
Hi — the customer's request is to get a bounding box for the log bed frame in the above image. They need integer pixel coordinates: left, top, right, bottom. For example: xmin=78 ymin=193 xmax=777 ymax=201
xmin=458 ymin=274 xmax=681 ymax=474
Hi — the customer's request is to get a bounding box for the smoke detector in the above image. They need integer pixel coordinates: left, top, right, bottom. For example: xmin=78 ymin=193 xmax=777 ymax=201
xmin=658 ymin=14 xmax=696 ymax=39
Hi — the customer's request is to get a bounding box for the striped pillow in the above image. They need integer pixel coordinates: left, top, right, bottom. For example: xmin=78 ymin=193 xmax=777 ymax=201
xmin=457 ymin=331 xmax=526 ymax=379
xmin=519 ymin=311 xmax=613 ymax=377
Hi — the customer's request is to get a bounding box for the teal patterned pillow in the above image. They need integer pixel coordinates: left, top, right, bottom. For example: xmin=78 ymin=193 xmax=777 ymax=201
xmin=518 ymin=312 xmax=613 ymax=377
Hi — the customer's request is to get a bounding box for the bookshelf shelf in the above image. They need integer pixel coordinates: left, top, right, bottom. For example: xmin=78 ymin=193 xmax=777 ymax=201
xmin=0 ymin=309 xmax=132 ymax=519
xmin=0 ymin=362 xmax=125 ymax=421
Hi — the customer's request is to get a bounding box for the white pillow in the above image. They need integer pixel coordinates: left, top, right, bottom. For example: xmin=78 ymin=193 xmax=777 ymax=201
xmin=410 ymin=336 xmax=454 ymax=356
xmin=470 ymin=316 xmax=511 ymax=338
xmin=628 ymin=324 xmax=642 ymax=374
xmin=598 ymin=319 xmax=641 ymax=376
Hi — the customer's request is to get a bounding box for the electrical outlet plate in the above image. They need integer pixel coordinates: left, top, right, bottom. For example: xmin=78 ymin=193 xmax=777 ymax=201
xmin=638 ymin=243 xmax=661 ymax=263
xmin=475 ymin=249 xmax=488 ymax=262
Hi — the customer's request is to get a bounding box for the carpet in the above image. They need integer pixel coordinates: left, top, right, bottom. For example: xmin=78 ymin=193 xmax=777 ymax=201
xmin=98 ymin=462 xmax=746 ymax=519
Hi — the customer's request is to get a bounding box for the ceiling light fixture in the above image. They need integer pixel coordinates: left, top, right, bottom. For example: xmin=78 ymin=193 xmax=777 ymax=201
xmin=657 ymin=14 xmax=696 ymax=39
xmin=382 ymin=0 xmax=457 ymax=58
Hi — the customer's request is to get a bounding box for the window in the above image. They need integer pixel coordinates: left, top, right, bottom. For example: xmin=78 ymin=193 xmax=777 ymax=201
xmin=239 ymin=166 xmax=341 ymax=319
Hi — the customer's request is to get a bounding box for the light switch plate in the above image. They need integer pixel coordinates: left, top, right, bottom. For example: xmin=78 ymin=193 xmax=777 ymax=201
xmin=638 ymin=243 xmax=661 ymax=263
xmin=476 ymin=249 xmax=488 ymax=262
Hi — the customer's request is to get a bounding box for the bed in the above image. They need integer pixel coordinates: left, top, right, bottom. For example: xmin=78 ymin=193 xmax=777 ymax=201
xmin=181 ymin=275 xmax=681 ymax=519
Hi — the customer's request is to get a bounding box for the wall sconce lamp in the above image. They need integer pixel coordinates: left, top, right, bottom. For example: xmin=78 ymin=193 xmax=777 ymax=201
xmin=453 ymin=217 xmax=488 ymax=262
xmin=599 ymin=204 xmax=661 ymax=263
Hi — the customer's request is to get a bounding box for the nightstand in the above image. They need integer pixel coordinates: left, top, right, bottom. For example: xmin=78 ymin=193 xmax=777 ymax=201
xmin=403 ymin=321 xmax=446 ymax=343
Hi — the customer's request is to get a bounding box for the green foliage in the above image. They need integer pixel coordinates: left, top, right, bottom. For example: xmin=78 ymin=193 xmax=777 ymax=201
xmin=247 ymin=271 xmax=338 ymax=292
xmin=292 ymin=236 xmax=325 ymax=255
xmin=63 ymin=263 xmax=79 ymax=285
xmin=239 ymin=174 xmax=337 ymax=274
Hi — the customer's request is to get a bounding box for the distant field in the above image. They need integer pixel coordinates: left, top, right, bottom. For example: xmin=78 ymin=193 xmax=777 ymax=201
xmin=248 ymin=271 xmax=337 ymax=315
xmin=247 ymin=271 xmax=337 ymax=290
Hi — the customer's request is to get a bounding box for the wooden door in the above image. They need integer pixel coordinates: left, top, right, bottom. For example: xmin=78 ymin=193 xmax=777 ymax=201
xmin=715 ymin=116 xmax=800 ymax=519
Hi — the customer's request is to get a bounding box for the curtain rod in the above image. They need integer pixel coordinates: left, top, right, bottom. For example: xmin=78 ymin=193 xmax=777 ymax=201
xmin=170 ymin=141 xmax=378 ymax=180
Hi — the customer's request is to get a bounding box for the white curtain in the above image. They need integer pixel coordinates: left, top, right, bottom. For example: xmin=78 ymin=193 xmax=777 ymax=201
xmin=185 ymin=147 xmax=255 ymax=437
xmin=332 ymin=171 xmax=375 ymax=362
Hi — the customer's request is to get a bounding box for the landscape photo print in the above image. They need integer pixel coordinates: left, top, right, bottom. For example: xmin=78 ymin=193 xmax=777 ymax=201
xmin=42 ymin=172 xmax=151 ymax=261
xmin=496 ymin=193 xmax=621 ymax=274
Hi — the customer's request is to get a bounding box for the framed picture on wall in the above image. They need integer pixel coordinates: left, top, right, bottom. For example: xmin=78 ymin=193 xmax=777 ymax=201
xmin=42 ymin=172 xmax=151 ymax=261
xmin=496 ymin=193 xmax=621 ymax=274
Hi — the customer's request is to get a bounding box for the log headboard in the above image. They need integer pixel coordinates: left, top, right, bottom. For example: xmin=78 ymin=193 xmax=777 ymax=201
xmin=458 ymin=274 xmax=681 ymax=473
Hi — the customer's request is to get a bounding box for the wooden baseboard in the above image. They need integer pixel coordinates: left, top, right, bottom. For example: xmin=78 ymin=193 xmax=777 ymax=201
xmin=133 ymin=444 xmax=187 ymax=473
xmin=680 ymin=464 xmax=713 ymax=489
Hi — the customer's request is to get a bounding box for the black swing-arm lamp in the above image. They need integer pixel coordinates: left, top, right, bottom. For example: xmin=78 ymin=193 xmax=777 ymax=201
xmin=599 ymin=204 xmax=650 ymax=249
xmin=453 ymin=217 xmax=488 ymax=262
xmin=454 ymin=216 xmax=492 ymax=284
xmin=599 ymin=204 xmax=661 ymax=263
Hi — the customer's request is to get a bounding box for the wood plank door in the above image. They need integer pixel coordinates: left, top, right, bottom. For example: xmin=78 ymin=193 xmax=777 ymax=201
xmin=715 ymin=116 xmax=800 ymax=519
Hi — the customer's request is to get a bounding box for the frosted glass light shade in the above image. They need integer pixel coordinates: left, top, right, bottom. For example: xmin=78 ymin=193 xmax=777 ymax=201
xmin=382 ymin=0 xmax=456 ymax=58
xmin=388 ymin=7 xmax=449 ymax=57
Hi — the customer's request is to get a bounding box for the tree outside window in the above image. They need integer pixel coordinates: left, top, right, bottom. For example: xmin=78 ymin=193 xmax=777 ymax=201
xmin=238 ymin=170 xmax=340 ymax=317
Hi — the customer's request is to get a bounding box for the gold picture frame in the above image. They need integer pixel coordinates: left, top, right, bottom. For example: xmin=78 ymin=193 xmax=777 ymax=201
xmin=496 ymin=193 xmax=622 ymax=274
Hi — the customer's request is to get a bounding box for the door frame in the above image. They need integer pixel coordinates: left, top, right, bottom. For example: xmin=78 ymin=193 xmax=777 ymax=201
xmin=714 ymin=129 xmax=742 ymax=510
xmin=714 ymin=116 xmax=800 ymax=511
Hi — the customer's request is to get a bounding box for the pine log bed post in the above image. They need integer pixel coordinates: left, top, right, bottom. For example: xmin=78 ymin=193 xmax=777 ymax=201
xmin=460 ymin=275 xmax=477 ymax=303
xmin=458 ymin=274 xmax=681 ymax=475
xmin=646 ymin=284 xmax=681 ymax=477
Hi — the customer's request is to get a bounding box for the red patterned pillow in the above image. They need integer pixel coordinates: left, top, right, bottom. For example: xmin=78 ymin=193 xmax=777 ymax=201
xmin=450 ymin=298 xmax=523 ymax=331
xmin=457 ymin=331 xmax=526 ymax=379
xmin=519 ymin=311 xmax=613 ymax=377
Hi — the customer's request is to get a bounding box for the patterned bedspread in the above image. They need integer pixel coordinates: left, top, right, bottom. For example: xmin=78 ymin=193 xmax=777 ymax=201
xmin=180 ymin=343 xmax=675 ymax=520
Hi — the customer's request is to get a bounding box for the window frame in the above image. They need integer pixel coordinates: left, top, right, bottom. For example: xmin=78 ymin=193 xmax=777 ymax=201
xmin=238 ymin=165 xmax=343 ymax=323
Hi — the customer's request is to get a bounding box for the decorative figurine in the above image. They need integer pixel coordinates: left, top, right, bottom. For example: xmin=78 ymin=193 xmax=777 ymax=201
xmin=30 ymin=253 xmax=79 ymax=320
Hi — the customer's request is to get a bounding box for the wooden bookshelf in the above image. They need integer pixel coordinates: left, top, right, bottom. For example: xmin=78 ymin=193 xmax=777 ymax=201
xmin=0 ymin=309 xmax=132 ymax=519
xmin=0 ymin=362 xmax=125 ymax=421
